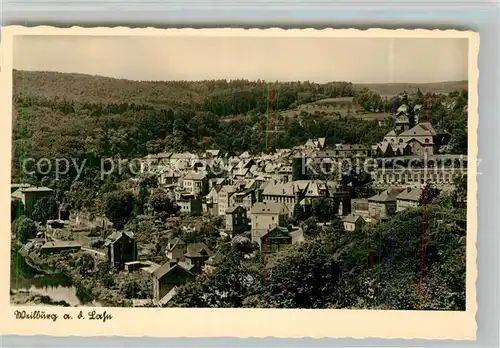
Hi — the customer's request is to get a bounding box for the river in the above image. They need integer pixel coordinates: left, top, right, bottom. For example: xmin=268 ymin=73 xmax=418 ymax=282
xmin=10 ymin=252 xmax=101 ymax=307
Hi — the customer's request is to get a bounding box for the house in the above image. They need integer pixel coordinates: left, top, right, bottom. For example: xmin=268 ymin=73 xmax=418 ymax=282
xmin=181 ymin=171 xmax=208 ymax=196
xmin=373 ymin=122 xmax=438 ymax=157
xmin=104 ymin=231 xmax=138 ymax=270
xmin=152 ymin=261 xmax=195 ymax=305
xmin=257 ymin=225 xmax=304 ymax=252
xmin=342 ymin=214 xmax=366 ymax=231
xmin=250 ymin=202 xmax=289 ymax=244
xmin=398 ymin=123 xmax=437 ymax=156
xmin=165 ymin=237 xmax=187 ymax=263
xmin=332 ymin=144 xmax=369 ymax=158
xmin=259 ymin=227 xmax=292 ymax=253
xmin=367 ymin=188 xmax=403 ymax=220
xmin=231 ymin=188 xmax=257 ymax=216
xmin=40 ymin=241 xmax=82 ymax=254
xmin=140 ymin=154 xmax=158 ymax=173
xmin=177 ymin=197 xmax=202 ymax=216
xmin=277 ymin=166 xmax=293 ymax=183
xmin=217 ymin=185 xmax=238 ymax=216
xmin=396 ymin=187 xmax=423 ymax=212
xmin=170 ymin=152 xmax=197 ymax=168
xmin=351 ymin=199 xmax=370 ymax=220
xmin=261 ymin=182 xmax=296 ymax=216
xmin=159 ymin=170 xmax=182 ymax=186
xmin=184 ymin=243 xmax=213 ymax=272
xmin=225 ymin=205 xmax=249 ymax=235
xmin=11 ymin=186 xmax=54 ymax=218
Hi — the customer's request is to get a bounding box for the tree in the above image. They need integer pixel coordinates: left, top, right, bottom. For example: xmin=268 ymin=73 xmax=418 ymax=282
xmin=251 ymin=240 xmax=341 ymax=308
xmin=11 ymin=199 xmax=24 ymax=222
xmin=312 ymin=198 xmax=338 ymax=223
xmin=140 ymin=175 xmax=158 ymax=190
xmin=452 ymin=174 xmax=467 ymax=208
xmin=419 ymin=183 xmax=440 ymax=205
xmin=32 ymin=196 xmax=58 ymax=223
xmin=103 ymin=190 xmax=136 ymax=230
xmin=11 ymin=216 xmax=38 ymax=243
xmin=76 ymin=253 xmax=95 ymax=277
xmin=149 ymin=189 xmax=178 ymax=216
xmin=120 ymin=273 xmax=152 ymax=299
xmin=293 ymin=202 xmax=311 ymax=222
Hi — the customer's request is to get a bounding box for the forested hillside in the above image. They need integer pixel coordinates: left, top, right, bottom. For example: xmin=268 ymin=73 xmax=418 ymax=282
xmin=12 ymin=70 xmax=468 ymax=181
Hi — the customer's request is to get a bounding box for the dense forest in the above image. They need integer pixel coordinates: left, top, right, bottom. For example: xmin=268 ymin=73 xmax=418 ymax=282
xmin=12 ymin=70 xmax=467 ymax=178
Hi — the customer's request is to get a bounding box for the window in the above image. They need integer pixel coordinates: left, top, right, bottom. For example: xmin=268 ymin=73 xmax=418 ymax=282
xmin=272 ymin=217 xmax=275 ymax=220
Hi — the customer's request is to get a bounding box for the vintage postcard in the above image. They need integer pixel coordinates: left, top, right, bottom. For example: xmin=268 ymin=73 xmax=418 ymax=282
xmin=0 ymin=26 xmax=478 ymax=339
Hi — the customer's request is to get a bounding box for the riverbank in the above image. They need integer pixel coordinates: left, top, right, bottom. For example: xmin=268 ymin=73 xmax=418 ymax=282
xmin=10 ymin=289 xmax=71 ymax=307
xmin=12 ymin=242 xmax=152 ymax=307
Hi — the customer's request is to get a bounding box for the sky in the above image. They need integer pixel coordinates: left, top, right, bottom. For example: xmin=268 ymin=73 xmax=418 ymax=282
xmin=13 ymin=36 xmax=469 ymax=84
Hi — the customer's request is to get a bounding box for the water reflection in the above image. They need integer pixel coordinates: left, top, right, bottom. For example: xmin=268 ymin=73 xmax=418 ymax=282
xmin=10 ymin=253 xmax=101 ymax=307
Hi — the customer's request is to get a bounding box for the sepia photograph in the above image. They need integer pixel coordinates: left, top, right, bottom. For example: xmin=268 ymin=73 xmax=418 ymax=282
xmin=1 ymin=27 xmax=478 ymax=339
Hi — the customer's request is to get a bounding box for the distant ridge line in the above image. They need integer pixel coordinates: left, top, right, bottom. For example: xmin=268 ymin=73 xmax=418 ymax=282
xmin=13 ymin=69 xmax=467 ymax=86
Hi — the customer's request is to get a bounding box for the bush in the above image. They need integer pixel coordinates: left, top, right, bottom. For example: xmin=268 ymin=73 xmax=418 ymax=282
xmin=11 ymin=216 xmax=38 ymax=243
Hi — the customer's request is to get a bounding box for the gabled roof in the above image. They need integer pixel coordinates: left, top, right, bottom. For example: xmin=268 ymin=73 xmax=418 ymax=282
xmin=11 ymin=183 xmax=31 ymax=190
xmin=317 ymin=137 xmax=326 ymax=148
xmin=261 ymin=226 xmax=291 ymax=240
xmin=385 ymin=130 xmax=397 ymax=137
xmin=219 ymin=185 xmax=238 ymax=194
xmin=167 ymin=237 xmax=186 ymax=250
xmin=233 ymin=167 xmax=250 ymax=177
xmin=334 ymin=144 xmax=367 ymax=151
xmin=170 ymin=152 xmax=196 ymax=160
xmin=21 ymin=186 xmax=53 ymax=193
xmin=104 ymin=231 xmax=135 ymax=246
xmin=262 ymin=182 xmax=295 ymax=196
xmin=396 ymin=187 xmax=423 ymax=202
xmin=342 ymin=213 xmax=364 ymax=224
xmin=183 ymin=171 xmax=206 ymax=181
xmin=250 ymin=202 xmax=288 ymax=215
xmin=399 ymin=122 xmax=437 ymax=137
xmin=156 ymin=152 xmax=173 ymax=159
xmin=152 ymin=261 xmax=195 ymax=280
xmin=368 ymin=188 xmax=403 ymax=203
xmin=226 ymin=205 xmax=245 ymax=214
xmin=11 ymin=189 xmax=24 ymax=200
xmin=185 ymin=242 xmax=212 ymax=258
xmin=396 ymin=104 xmax=410 ymax=115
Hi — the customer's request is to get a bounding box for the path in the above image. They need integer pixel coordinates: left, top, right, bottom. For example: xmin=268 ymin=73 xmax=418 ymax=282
xmin=81 ymin=247 xmax=106 ymax=257
xmin=49 ymin=228 xmax=106 ymax=258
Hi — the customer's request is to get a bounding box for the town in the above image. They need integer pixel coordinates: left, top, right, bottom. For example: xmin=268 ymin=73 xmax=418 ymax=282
xmin=10 ymin=89 xmax=467 ymax=308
